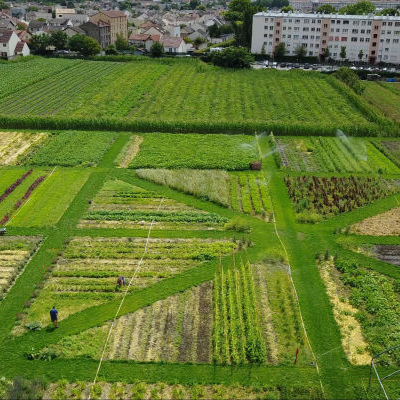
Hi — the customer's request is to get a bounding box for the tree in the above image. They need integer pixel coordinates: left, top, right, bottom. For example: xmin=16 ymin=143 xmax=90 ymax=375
xmin=115 ymin=34 xmax=131 ymax=51
xmin=105 ymin=44 xmax=118 ymax=55
xmin=377 ymin=8 xmax=400 ymax=16
xmin=340 ymin=46 xmax=347 ymax=61
xmin=69 ymin=34 xmax=101 ymax=57
xmin=315 ymin=4 xmax=337 ymax=13
xmin=335 ymin=67 xmax=365 ymax=94
xmin=67 ymin=1 xmax=74 ymax=8
xmin=339 ymin=0 xmax=375 ymax=15
xmin=50 ymin=30 xmax=68 ymax=50
xmin=273 ymin=42 xmax=286 ymax=59
xmin=224 ymin=0 xmax=258 ymax=48
xmin=281 ymin=5 xmax=294 ymax=12
xmin=189 ymin=0 xmax=200 ymax=8
xmin=16 ymin=22 xmax=28 ymax=30
xmin=295 ymin=44 xmax=306 ymax=60
xmin=29 ymin=34 xmax=51 ymax=55
xmin=27 ymin=5 xmax=39 ymax=11
xmin=0 ymin=0 xmax=9 ymax=9
xmin=208 ymin=23 xmax=220 ymax=37
xmin=149 ymin=41 xmax=164 ymax=57
xmin=358 ymin=49 xmax=364 ymax=61
xmin=193 ymin=36 xmax=207 ymax=49
xmin=209 ymin=46 xmax=254 ymax=68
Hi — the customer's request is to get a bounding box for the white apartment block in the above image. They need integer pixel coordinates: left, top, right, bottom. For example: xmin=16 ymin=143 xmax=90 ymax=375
xmin=251 ymin=12 xmax=400 ymax=64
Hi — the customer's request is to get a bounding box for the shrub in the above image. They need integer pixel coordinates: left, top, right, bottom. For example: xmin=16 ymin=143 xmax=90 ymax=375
xmin=334 ymin=67 xmax=365 ymax=95
xmin=209 ymin=47 xmax=254 ymax=69
xmin=224 ymin=217 xmax=252 ymax=233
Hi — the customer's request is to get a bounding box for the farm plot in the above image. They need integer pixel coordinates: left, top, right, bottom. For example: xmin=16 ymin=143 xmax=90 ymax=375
xmin=0 ymin=132 xmax=48 ymax=165
xmin=213 ymin=260 xmax=313 ymax=366
xmin=18 ymin=237 xmax=236 ymax=330
xmin=351 ymin=206 xmax=400 ymax=236
xmin=0 ymin=169 xmax=48 ymax=226
xmin=41 ymin=380 xmax=323 ymax=400
xmin=285 ymin=176 xmax=400 ymax=223
xmin=58 ymin=62 xmax=168 ymax=119
xmin=0 ymin=61 xmax=123 ymax=116
xmin=0 ymin=58 xmax=80 ymax=99
xmin=230 ymin=172 xmax=273 ymax=220
xmin=363 ymin=82 xmax=400 ymax=122
xmin=116 ymin=135 xmax=143 ymax=168
xmin=371 ymin=139 xmax=400 ymax=168
xmin=0 ymin=236 xmax=41 ymax=300
xmin=79 ymin=179 xmax=228 ymax=230
xmin=128 ymin=63 xmax=371 ymax=127
xmin=129 ymin=133 xmax=258 ymax=170
xmin=25 ymin=131 xmax=117 ymax=167
xmin=136 ymin=169 xmax=273 ymax=219
xmin=318 ymin=258 xmax=400 ymax=365
xmin=351 ymin=244 xmax=400 ymax=267
xmin=42 ymin=282 xmax=213 ymax=364
xmin=271 ymin=135 xmax=398 ymax=173
xmin=9 ymin=169 xmax=90 ymax=227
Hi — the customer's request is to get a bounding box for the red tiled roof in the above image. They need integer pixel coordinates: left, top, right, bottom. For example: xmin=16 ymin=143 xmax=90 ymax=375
xmin=161 ymin=36 xmax=183 ymax=48
xmin=129 ymin=33 xmax=150 ymax=41
xmin=149 ymin=34 xmax=161 ymax=42
xmin=15 ymin=40 xmax=25 ymax=53
xmin=0 ymin=29 xmax=13 ymax=43
xmin=101 ymin=10 xmax=126 ymax=18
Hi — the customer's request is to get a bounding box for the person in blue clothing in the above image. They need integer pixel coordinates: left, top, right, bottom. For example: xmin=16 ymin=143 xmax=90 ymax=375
xmin=50 ymin=306 xmax=58 ymax=328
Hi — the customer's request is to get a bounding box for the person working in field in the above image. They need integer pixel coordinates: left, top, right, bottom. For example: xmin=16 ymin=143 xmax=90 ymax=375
xmin=50 ymin=306 xmax=58 ymax=328
xmin=117 ymin=276 xmax=126 ymax=288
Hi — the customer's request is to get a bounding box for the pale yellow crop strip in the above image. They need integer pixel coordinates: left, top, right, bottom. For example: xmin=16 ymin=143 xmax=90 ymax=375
xmin=89 ymin=197 xmax=164 ymax=398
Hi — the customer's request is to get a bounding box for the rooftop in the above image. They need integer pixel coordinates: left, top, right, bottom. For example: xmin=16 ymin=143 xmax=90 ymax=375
xmin=254 ymin=11 xmax=400 ymax=20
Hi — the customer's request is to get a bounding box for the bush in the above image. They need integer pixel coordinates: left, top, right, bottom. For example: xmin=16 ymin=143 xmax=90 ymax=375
xmin=334 ymin=67 xmax=365 ymax=95
xmin=150 ymin=42 xmax=164 ymax=58
xmin=6 ymin=377 xmax=47 ymax=400
xmin=209 ymin=47 xmax=254 ymax=69
xmin=224 ymin=216 xmax=252 ymax=233
xmin=24 ymin=321 xmax=42 ymax=331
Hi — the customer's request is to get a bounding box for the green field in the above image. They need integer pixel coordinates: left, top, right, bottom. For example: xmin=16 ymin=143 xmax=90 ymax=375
xmin=0 ymin=57 xmax=400 ymax=400
xmin=0 ymin=57 xmax=389 ymax=135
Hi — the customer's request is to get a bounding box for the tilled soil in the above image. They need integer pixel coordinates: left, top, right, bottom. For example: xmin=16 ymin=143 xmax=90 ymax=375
xmin=374 ymin=244 xmax=400 ymax=266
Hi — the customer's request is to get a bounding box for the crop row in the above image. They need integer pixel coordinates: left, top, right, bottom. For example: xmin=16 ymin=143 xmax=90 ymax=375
xmin=213 ymin=262 xmax=266 ymax=365
xmin=273 ymin=136 xmax=398 ymax=173
xmin=0 ymin=174 xmax=46 ymax=225
xmin=328 ymin=258 xmax=400 ymax=365
xmin=0 ymin=237 xmax=41 ymax=300
xmin=285 ymin=176 xmax=400 ymax=223
xmin=371 ymin=140 xmax=400 ymax=168
xmin=18 ymin=237 xmax=236 ymax=329
xmin=0 ymin=170 xmax=32 ymax=204
xmin=230 ymin=172 xmax=272 ymax=220
xmin=0 ymin=62 xmax=122 ymax=116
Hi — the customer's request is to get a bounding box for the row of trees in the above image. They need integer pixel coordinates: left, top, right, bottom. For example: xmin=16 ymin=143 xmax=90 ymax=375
xmin=316 ymin=0 xmax=400 ymax=15
xmin=30 ymin=31 xmax=101 ymax=57
xmin=273 ymin=41 xmax=366 ymax=62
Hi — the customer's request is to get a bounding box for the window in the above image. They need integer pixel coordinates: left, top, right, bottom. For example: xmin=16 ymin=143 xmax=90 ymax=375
xmin=270 ymin=26 xmax=273 ymax=30
xmin=342 ymin=28 xmax=348 ymax=33
xmin=352 ymin=29 xmax=358 ymax=33
xmin=265 ymin=18 xmax=268 ymax=22
xmin=330 ymin=28 xmax=334 ymax=32
xmin=387 ymin=31 xmax=392 ymax=34
xmin=295 ymin=19 xmax=300 ymax=23
xmin=353 ymin=21 xmax=359 ymax=25
xmin=304 ymin=19 xmax=309 ymax=23
xmin=373 ymin=33 xmax=377 ymax=38
xmin=333 ymin=52 xmax=337 ymax=56
xmin=341 ymin=37 xmax=347 ymax=41
xmin=381 ymin=30 xmax=385 ymax=34
xmin=312 ymin=19 xmax=316 ymax=23
xmin=394 ymin=39 xmax=399 ymax=43
xmin=396 ymin=22 xmax=400 ymax=27
xmin=276 ymin=38 xmax=279 ymax=42
xmin=317 ymin=20 xmax=321 ymax=23
xmin=343 ymin=20 xmax=349 ymax=24
xmin=277 ymin=22 xmax=280 ymax=26
xmin=385 ymin=47 xmax=389 ymax=51
xmin=302 ymin=35 xmax=308 ymax=39
xmin=316 ymin=28 xmax=321 ymax=32
xmin=315 ymin=44 xmax=319 ymax=48
xmin=351 ymin=37 xmax=357 ymax=42
xmin=288 ymin=34 xmax=292 ymax=38
xmin=367 ymin=29 xmax=371 ymax=34
xmin=386 ymin=39 xmax=390 ymax=43
xmin=283 ymin=34 xmax=286 ymax=38
xmin=371 ymin=50 xmax=375 ymax=55
xmin=331 ymin=20 xmax=335 ymax=24
xmin=294 ymin=27 xmax=299 ymax=31
xmin=360 ymin=37 xmax=364 ymax=42
xmin=388 ymin=22 xmax=392 ymax=26
xmin=337 ymin=20 xmax=341 ymax=24
xmin=276 ymin=30 xmax=280 ymax=34
xmin=311 ymin=27 xmax=315 ymax=31
xmin=366 ymin=38 xmax=370 ymax=42
xmin=283 ymin=26 xmax=286 ymax=30
xmin=309 ymin=51 xmax=313 ymax=55
xmin=294 ymin=34 xmax=299 ymax=38
xmin=336 ymin=28 xmax=340 ymax=32
xmin=361 ymin=29 xmax=365 ymax=33
xmin=383 ymin=22 xmax=387 ymax=26
xmin=372 ymin=42 xmax=376 ymax=47
xmin=323 ymin=24 xmax=328 ymax=28
xmin=361 ymin=21 xmax=366 ymax=25
xmin=264 ymin=33 xmax=268 ymax=37
xmin=303 ymin=27 xmax=309 ymax=31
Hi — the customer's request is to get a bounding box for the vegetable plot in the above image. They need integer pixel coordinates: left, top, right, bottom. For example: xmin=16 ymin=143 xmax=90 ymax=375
xmin=130 ymin=133 xmax=258 ymax=170
xmin=0 ymin=131 xmax=48 ymax=165
xmin=79 ymin=179 xmax=228 ymax=230
xmin=18 ymin=237 xmax=236 ymax=330
xmin=285 ymin=176 xmax=400 ymax=222
xmin=42 ymin=282 xmax=213 ymax=364
xmin=0 ymin=236 xmax=41 ymax=301
xmin=272 ymin=136 xmax=398 ymax=173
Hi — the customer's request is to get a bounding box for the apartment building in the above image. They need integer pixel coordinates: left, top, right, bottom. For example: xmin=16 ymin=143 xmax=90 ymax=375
xmin=90 ymin=10 xmax=127 ymax=44
xmin=251 ymin=11 xmax=400 ymax=64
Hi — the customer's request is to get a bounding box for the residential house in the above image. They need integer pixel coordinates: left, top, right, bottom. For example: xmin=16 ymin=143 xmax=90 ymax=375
xmin=80 ymin=20 xmax=111 ymax=48
xmin=55 ymin=8 xmax=76 ymax=19
xmin=28 ymin=20 xmax=49 ymax=33
xmin=16 ymin=29 xmax=31 ymax=42
xmin=63 ymin=25 xmax=86 ymax=37
xmin=90 ymin=10 xmax=127 ymax=44
xmin=0 ymin=29 xmax=30 ymax=59
xmin=161 ymin=36 xmax=187 ymax=53
xmin=128 ymin=33 xmax=151 ymax=47
xmin=0 ymin=12 xmax=17 ymax=30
